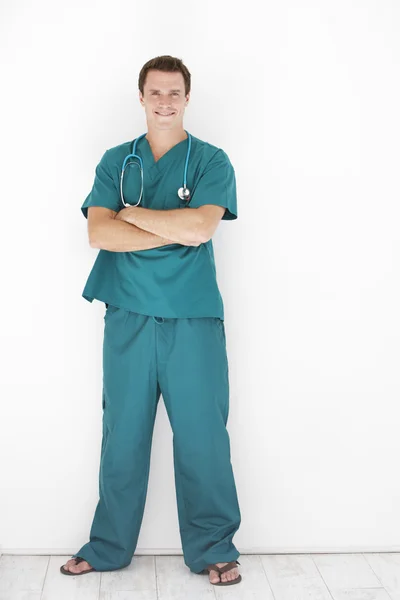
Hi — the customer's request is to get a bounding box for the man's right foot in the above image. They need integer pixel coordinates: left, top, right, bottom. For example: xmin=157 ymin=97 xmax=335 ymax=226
xmin=62 ymin=557 xmax=93 ymax=573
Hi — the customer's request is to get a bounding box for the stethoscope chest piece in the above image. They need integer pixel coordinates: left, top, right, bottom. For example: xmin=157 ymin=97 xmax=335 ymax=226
xmin=178 ymin=186 xmax=191 ymax=201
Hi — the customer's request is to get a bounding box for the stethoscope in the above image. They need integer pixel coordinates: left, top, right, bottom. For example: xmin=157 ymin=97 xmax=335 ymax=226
xmin=120 ymin=130 xmax=192 ymax=207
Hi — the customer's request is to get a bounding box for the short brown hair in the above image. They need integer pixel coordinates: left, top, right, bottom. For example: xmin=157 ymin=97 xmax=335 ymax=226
xmin=138 ymin=55 xmax=191 ymax=96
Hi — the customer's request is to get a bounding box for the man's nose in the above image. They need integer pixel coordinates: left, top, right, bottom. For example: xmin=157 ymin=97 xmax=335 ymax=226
xmin=157 ymin=95 xmax=173 ymax=105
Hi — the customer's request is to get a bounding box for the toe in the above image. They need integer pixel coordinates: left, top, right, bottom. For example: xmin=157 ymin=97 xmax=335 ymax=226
xmin=224 ymin=567 xmax=238 ymax=582
xmin=214 ymin=563 xmax=239 ymax=583
xmin=65 ymin=558 xmax=91 ymax=573
xmin=63 ymin=559 xmax=76 ymax=572
xmin=76 ymin=560 xmax=91 ymax=573
xmin=209 ymin=569 xmax=220 ymax=584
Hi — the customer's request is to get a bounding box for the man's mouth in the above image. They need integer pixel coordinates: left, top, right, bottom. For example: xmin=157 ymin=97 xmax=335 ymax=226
xmin=155 ymin=111 xmax=175 ymax=116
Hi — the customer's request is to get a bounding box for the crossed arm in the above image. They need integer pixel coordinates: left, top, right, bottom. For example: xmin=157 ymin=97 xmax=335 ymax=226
xmin=115 ymin=205 xmax=225 ymax=245
xmin=89 ymin=204 xmax=226 ymax=252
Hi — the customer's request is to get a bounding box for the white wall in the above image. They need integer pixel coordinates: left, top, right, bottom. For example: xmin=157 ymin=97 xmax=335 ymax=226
xmin=1 ymin=0 xmax=399 ymax=557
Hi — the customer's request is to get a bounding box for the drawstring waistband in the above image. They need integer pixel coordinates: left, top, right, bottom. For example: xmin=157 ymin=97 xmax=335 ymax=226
xmin=152 ymin=316 xmax=165 ymax=324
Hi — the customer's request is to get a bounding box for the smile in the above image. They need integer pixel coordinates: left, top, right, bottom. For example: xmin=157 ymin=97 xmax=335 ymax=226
xmin=155 ymin=112 xmax=174 ymax=116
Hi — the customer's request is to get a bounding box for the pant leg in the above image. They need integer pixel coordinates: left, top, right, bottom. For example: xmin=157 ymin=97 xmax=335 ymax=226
xmin=73 ymin=306 xmax=160 ymax=571
xmin=156 ymin=316 xmax=241 ymax=574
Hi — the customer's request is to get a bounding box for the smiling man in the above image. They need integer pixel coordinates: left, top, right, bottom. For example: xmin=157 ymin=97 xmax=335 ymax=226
xmin=61 ymin=55 xmax=242 ymax=587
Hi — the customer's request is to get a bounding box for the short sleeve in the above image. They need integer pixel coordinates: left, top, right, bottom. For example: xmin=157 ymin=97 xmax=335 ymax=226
xmin=189 ymin=149 xmax=238 ymax=220
xmin=81 ymin=149 xmax=121 ymax=219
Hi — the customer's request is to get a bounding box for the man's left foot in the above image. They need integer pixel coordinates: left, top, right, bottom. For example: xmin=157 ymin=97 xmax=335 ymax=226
xmin=208 ymin=562 xmax=239 ymax=584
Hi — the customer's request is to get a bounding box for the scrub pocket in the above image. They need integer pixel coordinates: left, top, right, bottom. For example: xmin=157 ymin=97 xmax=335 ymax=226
xmin=104 ymin=304 xmax=119 ymax=321
xmin=214 ymin=317 xmax=226 ymax=346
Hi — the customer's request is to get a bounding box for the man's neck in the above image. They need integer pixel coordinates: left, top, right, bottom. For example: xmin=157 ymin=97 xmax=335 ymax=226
xmin=145 ymin=128 xmax=188 ymax=153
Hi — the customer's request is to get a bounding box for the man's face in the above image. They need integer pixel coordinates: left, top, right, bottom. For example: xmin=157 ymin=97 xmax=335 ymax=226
xmin=139 ymin=69 xmax=190 ymax=131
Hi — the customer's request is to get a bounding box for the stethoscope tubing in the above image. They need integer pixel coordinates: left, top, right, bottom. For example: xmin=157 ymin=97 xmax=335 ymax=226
xmin=120 ymin=130 xmax=191 ymax=207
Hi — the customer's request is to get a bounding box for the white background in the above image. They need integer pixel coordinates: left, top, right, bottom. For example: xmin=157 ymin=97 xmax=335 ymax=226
xmin=1 ymin=0 xmax=399 ymax=557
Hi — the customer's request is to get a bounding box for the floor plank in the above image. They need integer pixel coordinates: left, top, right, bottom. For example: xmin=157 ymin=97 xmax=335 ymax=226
xmin=100 ymin=555 xmax=157 ymax=599
xmin=42 ymin=555 xmax=100 ymax=600
xmin=0 ymin=553 xmax=397 ymax=600
xmin=261 ymin=554 xmax=336 ymax=599
xmin=313 ymin=553 xmax=390 ymax=600
xmin=0 ymin=555 xmax=49 ymax=600
xmin=364 ymin=553 xmax=400 ymax=600
xmin=155 ymin=556 xmax=213 ymax=600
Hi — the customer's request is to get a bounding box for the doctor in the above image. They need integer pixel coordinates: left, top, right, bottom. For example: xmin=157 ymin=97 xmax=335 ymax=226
xmin=61 ymin=55 xmax=242 ymax=587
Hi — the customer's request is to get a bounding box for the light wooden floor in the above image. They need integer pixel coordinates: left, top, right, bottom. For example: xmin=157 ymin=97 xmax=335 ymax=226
xmin=0 ymin=553 xmax=399 ymax=599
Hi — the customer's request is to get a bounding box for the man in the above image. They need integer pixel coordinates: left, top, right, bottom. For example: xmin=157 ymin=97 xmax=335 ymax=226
xmin=61 ymin=55 xmax=242 ymax=587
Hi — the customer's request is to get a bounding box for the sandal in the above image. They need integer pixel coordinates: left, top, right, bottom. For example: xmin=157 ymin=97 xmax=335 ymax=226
xmin=202 ymin=560 xmax=242 ymax=586
xmin=60 ymin=556 xmax=96 ymax=576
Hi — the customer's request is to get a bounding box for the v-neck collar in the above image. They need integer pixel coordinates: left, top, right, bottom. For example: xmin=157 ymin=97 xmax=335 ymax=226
xmin=138 ymin=134 xmax=189 ymax=180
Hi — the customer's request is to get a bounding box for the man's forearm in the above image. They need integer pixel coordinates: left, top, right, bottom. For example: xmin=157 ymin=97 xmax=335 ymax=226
xmin=116 ymin=206 xmax=204 ymax=246
xmin=90 ymin=216 xmax=187 ymax=252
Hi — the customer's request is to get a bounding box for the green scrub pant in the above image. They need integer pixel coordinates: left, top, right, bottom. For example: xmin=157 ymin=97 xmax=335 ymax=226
xmin=72 ymin=306 xmax=241 ymax=573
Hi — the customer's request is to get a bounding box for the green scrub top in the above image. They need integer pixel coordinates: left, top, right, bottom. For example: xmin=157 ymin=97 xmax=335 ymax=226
xmin=80 ymin=133 xmax=237 ymax=319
